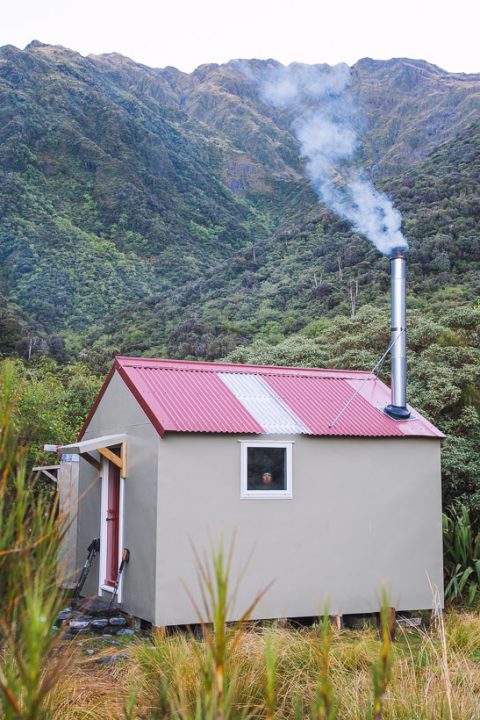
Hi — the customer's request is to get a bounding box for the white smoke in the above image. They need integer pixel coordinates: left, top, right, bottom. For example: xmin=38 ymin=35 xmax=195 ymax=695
xmin=257 ymin=62 xmax=408 ymax=256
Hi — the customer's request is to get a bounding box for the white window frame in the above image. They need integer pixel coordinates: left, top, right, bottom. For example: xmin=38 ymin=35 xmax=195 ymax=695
xmin=240 ymin=440 xmax=293 ymax=500
xmin=98 ymin=457 xmax=125 ymax=602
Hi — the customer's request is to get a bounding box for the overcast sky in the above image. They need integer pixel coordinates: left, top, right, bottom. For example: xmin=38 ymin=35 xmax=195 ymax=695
xmin=1 ymin=0 xmax=479 ymax=74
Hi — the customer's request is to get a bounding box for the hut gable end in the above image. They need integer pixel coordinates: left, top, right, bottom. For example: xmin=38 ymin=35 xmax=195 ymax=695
xmin=80 ymin=369 xmax=154 ymax=441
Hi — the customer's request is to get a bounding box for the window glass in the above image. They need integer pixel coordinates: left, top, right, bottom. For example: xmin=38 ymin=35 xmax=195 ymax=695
xmin=247 ymin=446 xmax=286 ymax=491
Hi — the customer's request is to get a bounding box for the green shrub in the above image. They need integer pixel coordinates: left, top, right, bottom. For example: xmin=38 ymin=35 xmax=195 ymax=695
xmin=443 ymin=503 xmax=480 ymax=604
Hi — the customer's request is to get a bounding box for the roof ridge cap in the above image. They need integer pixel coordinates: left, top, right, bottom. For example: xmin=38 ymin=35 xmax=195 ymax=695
xmin=129 ymin=365 xmax=374 ymax=379
xmin=115 ymin=355 xmax=371 ymax=376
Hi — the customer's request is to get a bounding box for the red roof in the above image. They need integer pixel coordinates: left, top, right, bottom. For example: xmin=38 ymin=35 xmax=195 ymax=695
xmin=79 ymin=357 xmax=444 ymax=439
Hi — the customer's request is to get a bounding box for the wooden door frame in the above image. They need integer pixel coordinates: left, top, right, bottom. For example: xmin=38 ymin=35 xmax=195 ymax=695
xmin=98 ymin=457 xmax=125 ymax=602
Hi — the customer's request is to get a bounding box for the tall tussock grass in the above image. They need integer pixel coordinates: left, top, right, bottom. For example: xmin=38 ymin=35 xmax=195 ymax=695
xmin=123 ymin=540 xmax=480 ymax=720
xmin=128 ymin=614 xmax=480 ymax=720
xmin=0 ymin=361 xmax=68 ymax=719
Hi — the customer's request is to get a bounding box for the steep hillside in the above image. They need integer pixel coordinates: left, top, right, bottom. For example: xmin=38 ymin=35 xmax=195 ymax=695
xmin=0 ymin=44 xmax=284 ymax=330
xmin=0 ymin=41 xmax=479 ymax=365
xmin=83 ymin=120 xmax=480 ymax=363
xmin=352 ymin=57 xmax=480 ymax=178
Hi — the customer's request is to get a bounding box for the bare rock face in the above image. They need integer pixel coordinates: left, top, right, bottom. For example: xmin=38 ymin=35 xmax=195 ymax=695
xmin=351 ymin=57 xmax=480 ymax=178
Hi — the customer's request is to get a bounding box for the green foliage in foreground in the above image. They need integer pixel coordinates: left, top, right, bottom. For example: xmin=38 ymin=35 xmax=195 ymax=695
xmin=0 ymin=358 xmax=101 ymax=467
xmin=0 ymin=360 xmax=67 ymax=719
xmin=123 ymin=613 xmax=478 ymax=720
xmin=443 ymin=504 xmax=480 ymax=605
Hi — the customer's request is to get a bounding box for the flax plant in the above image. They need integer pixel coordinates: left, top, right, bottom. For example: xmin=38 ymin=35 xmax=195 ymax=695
xmin=443 ymin=504 xmax=480 ymax=604
xmin=0 ymin=361 xmax=68 ymax=720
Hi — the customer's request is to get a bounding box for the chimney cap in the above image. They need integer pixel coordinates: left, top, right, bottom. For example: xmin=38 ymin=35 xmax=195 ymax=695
xmin=388 ymin=247 xmax=408 ymax=260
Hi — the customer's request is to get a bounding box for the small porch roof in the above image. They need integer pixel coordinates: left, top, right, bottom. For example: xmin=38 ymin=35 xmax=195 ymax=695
xmin=58 ymin=434 xmax=127 ymax=476
xmin=58 ymin=433 xmax=126 ymax=455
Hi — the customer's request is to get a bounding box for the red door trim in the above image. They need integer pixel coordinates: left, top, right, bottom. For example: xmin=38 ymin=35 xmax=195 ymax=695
xmin=105 ymin=461 xmax=120 ymax=586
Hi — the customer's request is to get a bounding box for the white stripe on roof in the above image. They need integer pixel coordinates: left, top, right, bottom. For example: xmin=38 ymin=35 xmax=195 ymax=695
xmin=218 ymin=373 xmax=309 ymax=434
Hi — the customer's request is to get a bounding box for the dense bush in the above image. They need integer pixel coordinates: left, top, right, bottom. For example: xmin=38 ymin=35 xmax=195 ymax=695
xmin=227 ymin=304 xmax=480 ymax=512
xmin=0 ymin=357 xmax=101 ymax=466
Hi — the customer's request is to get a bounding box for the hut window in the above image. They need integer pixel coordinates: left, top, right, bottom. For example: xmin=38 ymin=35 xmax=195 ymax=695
xmin=240 ymin=441 xmax=293 ymax=499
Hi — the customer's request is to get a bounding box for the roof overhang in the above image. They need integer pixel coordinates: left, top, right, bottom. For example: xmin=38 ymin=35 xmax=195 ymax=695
xmin=58 ymin=434 xmax=127 ymax=476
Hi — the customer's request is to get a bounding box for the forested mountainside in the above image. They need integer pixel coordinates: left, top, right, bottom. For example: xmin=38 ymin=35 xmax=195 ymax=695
xmin=1 ymin=42 xmax=479 ymax=506
xmin=0 ymin=41 xmax=479 ymax=365
xmin=91 ymin=121 xmax=480 ymax=362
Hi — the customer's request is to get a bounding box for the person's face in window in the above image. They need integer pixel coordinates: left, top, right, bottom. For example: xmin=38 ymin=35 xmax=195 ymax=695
xmin=262 ymin=472 xmax=273 ymax=485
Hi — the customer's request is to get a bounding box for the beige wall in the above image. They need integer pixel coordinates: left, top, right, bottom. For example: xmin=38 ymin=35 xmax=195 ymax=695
xmin=77 ymin=371 xmax=158 ymax=622
xmin=155 ymin=433 xmax=443 ymax=626
xmin=76 ymin=372 xmax=443 ymax=627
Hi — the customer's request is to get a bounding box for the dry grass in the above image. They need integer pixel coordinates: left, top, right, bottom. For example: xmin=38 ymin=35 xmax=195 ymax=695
xmin=45 ymin=640 xmax=136 ymax=719
xmin=43 ymin=611 xmax=480 ymax=720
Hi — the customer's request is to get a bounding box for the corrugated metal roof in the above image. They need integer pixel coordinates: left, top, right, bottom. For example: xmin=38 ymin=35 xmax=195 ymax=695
xmin=118 ymin=363 xmax=263 ymax=435
xmin=265 ymin=374 xmax=404 ymax=437
xmin=79 ymin=356 xmax=444 ymax=439
xmin=345 ymin=377 xmax=442 ymax=438
xmin=218 ymin=373 xmax=309 ymax=434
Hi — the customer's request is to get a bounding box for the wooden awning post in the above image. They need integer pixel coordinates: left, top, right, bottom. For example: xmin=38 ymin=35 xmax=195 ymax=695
xmin=120 ymin=442 xmax=127 ymax=478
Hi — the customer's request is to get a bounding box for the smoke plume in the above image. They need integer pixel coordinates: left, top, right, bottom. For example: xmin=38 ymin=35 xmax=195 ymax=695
xmin=256 ymin=62 xmax=408 ymax=256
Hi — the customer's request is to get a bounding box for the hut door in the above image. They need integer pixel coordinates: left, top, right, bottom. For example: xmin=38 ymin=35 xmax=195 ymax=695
xmin=105 ymin=461 xmax=120 ymax=586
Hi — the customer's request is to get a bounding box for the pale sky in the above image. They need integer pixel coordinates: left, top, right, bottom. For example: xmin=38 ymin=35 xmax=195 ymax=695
xmin=1 ymin=0 xmax=479 ymax=74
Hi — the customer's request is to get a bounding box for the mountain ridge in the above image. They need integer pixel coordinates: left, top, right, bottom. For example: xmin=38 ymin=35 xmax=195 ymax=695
xmin=0 ymin=42 xmax=479 ymax=364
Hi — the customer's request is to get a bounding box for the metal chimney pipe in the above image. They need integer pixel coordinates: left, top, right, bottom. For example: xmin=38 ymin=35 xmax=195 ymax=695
xmin=385 ymin=251 xmax=411 ymax=420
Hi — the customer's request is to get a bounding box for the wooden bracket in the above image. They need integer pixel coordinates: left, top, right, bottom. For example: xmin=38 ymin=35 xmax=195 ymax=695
xmin=79 ymin=442 xmax=127 ymax=476
xmin=98 ymin=446 xmax=122 ymax=468
xmin=97 ymin=443 xmax=127 ymax=477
